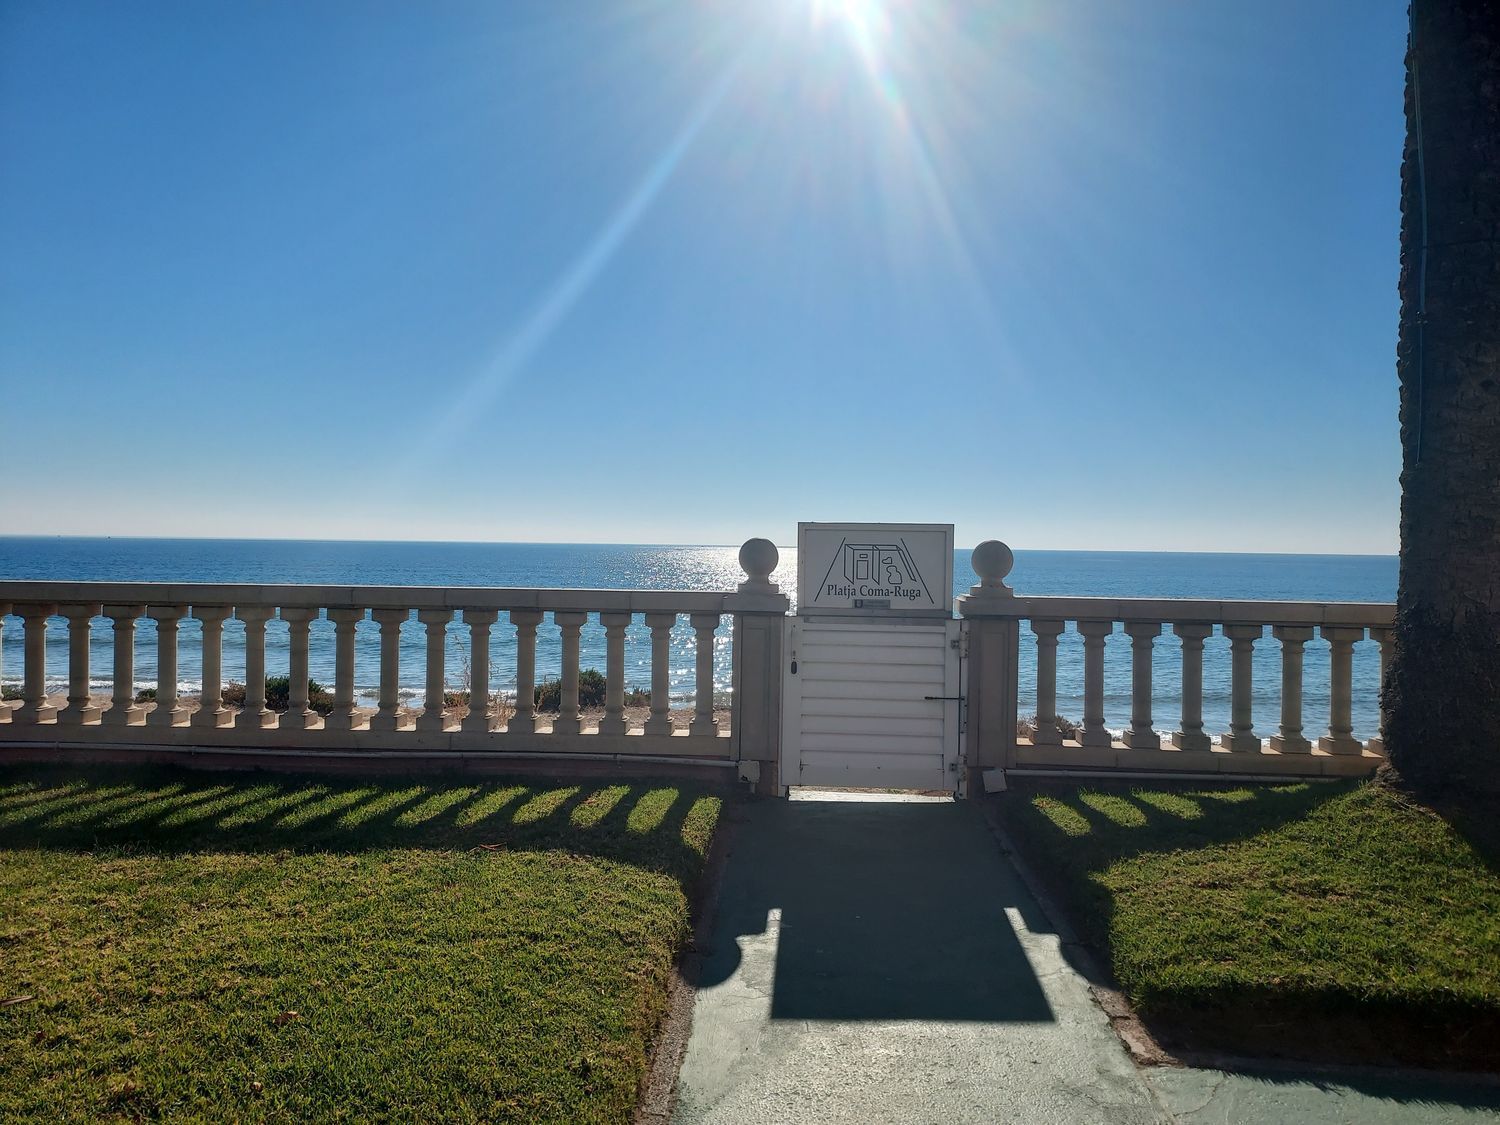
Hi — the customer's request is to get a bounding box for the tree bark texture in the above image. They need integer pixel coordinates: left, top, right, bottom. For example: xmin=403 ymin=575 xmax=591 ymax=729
xmin=1387 ymin=0 xmax=1500 ymax=794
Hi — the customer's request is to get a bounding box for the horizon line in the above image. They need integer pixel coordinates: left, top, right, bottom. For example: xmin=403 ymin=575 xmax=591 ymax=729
xmin=0 ymin=532 xmax=1399 ymax=560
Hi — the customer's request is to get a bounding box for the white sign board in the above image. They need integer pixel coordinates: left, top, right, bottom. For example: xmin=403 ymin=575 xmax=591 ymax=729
xmin=797 ymin=523 xmax=955 ymax=616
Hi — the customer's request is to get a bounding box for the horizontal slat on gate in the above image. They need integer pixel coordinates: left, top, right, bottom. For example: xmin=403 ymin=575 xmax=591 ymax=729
xmin=800 ymin=750 xmax=942 ymax=773
xmin=802 ymin=644 xmax=945 ymax=667
xmin=801 ymin=682 xmax=946 ymax=704
xmin=800 ymin=696 xmax=944 ymax=718
xmin=798 ymin=723 xmax=936 ymax=741
xmin=802 ymin=732 xmax=945 ymax=755
xmin=802 ymin=664 xmax=945 ymax=686
xmin=803 ymin=627 xmax=946 ymax=647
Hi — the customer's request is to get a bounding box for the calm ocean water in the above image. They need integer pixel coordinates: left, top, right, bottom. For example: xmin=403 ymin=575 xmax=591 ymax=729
xmin=0 ymin=538 xmax=1396 ymax=739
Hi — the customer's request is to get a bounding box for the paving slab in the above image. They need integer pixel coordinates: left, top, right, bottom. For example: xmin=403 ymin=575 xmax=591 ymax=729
xmin=672 ymin=793 xmax=1500 ymax=1125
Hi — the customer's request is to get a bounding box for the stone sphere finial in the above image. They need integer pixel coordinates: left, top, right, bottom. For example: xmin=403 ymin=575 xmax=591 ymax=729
xmin=971 ymin=540 xmax=1014 ymax=589
xmin=738 ymin=538 xmax=780 ymax=592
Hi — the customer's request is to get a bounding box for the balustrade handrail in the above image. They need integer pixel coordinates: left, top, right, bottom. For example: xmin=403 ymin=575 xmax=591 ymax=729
xmin=0 ymin=580 xmax=740 ymax=614
xmin=964 ymin=594 xmax=1394 ymax=628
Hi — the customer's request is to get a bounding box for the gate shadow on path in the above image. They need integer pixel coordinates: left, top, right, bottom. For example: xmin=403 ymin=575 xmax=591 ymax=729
xmin=696 ymin=796 xmax=1056 ymax=1023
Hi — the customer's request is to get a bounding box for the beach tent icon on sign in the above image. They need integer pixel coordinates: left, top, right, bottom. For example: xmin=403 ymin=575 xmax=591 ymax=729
xmin=843 ymin=543 xmax=922 ymax=589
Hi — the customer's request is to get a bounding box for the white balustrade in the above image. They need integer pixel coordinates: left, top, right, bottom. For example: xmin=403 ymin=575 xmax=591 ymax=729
xmin=1269 ymin=625 xmax=1314 ymax=753
xmin=599 ymin=611 xmax=630 ymax=736
xmin=415 ymin=609 xmax=453 ymax=734
xmin=104 ymin=604 xmax=145 ymax=726
xmin=147 ymin=605 xmax=190 ymax=727
xmin=193 ymin=606 xmax=234 ymax=729
xmin=57 ymin=603 xmax=101 ymax=725
xmin=0 ymin=554 xmax=782 ymax=780
xmin=690 ymin=613 xmax=719 ymax=738
xmin=644 ymin=612 xmax=675 ymax=736
xmin=958 ymin=540 xmax=1394 ymax=781
xmin=461 ymin=609 xmax=498 ymax=734
xmin=1171 ymin=622 xmax=1212 ymax=750
xmin=16 ymin=604 xmax=56 ymax=724
xmin=1121 ymin=621 xmax=1160 ymax=750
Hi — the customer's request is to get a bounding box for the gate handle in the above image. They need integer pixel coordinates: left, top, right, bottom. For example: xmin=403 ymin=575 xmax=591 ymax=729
xmin=924 ymin=695 xmax=963 ymax=701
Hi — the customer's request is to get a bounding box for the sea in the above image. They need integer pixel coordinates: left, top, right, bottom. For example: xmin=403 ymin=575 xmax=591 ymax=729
xmin=0 ymin=538 xmax=1396 ymax=740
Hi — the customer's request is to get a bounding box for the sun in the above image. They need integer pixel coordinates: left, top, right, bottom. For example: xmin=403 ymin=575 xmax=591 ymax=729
xmin=807 ymin=0 xmax=890 ymax=70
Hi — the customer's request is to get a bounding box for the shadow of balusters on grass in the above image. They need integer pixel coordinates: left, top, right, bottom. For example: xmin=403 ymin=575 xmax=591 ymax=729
xmin=0 ymin=766 xmax=722 ymax=887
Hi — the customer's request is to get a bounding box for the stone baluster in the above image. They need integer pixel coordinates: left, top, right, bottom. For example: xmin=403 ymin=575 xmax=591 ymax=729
xmin=598 ymin=612 xmax=630 ymax=736
xmin=1219 ymin=624 xmax=1262 ymax=751
xmin=1171 ymin=623 xmax=1213 ymax=750
xmin=1319 ymin=626 xmax=1365 ymax=754
xmin=13 ymin=604 xmax=57 ymax=724
xmin=1121 ymin=621 xmax=1161 ymax=749
xmin=461 ymin=610 xmax=499 ymax=734
xmin=1367 ymin=626 xmax=1392 ymax=755
xmin=1077 ymin=620 xmax=1113 ymax=748
xmin=414 ymin=609 xmax=454 ymax=733
xmin=57 ymin=603 xmax=103 ymax=724
xmin=280 ymin=608 xmax=322 ymax=729
xmin=689 ymin=613 xmax=720 ymax=737
xmin=1030 ymin=620 xmax=1065 ymax=745
xmin=370 ymin=609 xmax=412 ymax=732
xmin=192 ymin=606 xmax=235 ymax=728
xmin=103 ymin=605 xmax=146 ymax=726
xmin=644 ymin=612 xmax=676 ymax=736
xmin=325 ymin=608 xmax=363 ymax=731
xmin=552 ymin=612 xmax=587 ymax=735
xmin=509 ymin=609 xmax=543 ymax=734
xmin=236 ymin=606 xmax=276 ymax=729
xmin=0 ymin=603 xmax=8 ymax=722
xmin=146 ymin=605 xmax=189 ymax=727
xmin=1269 ymin=625 xmax=1314 ymax=753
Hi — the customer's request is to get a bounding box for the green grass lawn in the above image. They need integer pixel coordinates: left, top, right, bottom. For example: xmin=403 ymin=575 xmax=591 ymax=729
xmin=0 ymin=765 xmax=721 ymax=1122
xmin=993 ymin=778 xmax=1500 ymax=1070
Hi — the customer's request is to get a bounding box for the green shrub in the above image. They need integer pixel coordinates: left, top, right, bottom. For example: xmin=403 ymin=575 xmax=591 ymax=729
xmin=0 ymin=685 xmax=23 ymax=702
xmin=263 ymin=676 xmax=335 ymax=714
xmin=534 ymin=668 xmax=608 ymax=712
xmin=134 ymin=686 xmax=157 ymax=703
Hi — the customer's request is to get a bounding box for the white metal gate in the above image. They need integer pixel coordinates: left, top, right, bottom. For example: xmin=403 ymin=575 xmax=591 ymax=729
xmin=781 ymin=617 xmax=963 ymax=792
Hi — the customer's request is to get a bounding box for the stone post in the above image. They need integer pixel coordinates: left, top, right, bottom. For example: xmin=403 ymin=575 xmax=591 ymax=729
xmin=509 ymin=609 xmax=543 ymax=734
xmin=726 ymin=538 xmax=789 ymax=794
xmin=956 ymin=541 xmax=1021 ymax=775
xmin=1219 ymin=624 xmax=1262 ymax=752
xmin=236 ymin=606 xmax=277 ymax=730
xmin=598 ymin=611 xmax=631 ymax=736
xmin=1171 ymin=623 xmax=1213 ymax=750
xmin=14 ymin=604 xmax=57 ymax=724
xmin=280 ymin=607 xmax=322 ymax=730
xmin=414 ymin=608 xmax=454 ymax=733
xmin=1269 ymin=625 xmax=1314 ymax=753
xmin=462 ymin=609 xmax=499 ymax=734
xmin=1319 ymin=626 xmax=1364 ymax=754
xmin=1030 ymin=619 xmax=1065 ymax=745
xmin=325 ymin=608 xmax=363 ymax=732
xmin=689 ymin=612 xmax=720 ymax=738
xmin=552 ymin=611 xmax=587 ymax=735
xmin=643 ymin=613 xmax=676 ymax=736
xmin=370 ymin=608 xmax=412 ymax=732
xmin=146 ymin=605 xmax=189 ymax=727
xmin=192 ymin=606 xmax=235 ymax=728
xmin=1077 ymin=620 xmax=1113 ymax=748
xmin=103 ymin=605 xmax=146 ymax=726
xmin=1121 ymin=621 xmax=1161 ymax=749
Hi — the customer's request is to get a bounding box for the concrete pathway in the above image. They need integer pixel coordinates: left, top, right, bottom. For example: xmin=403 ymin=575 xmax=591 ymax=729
xmin=672 ymin=794 xmax=1500 ymax=1125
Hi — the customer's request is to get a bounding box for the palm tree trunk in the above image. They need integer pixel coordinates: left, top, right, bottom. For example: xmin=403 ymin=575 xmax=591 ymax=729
xmin=1385 ymin=0 xmax=1500 ymax=795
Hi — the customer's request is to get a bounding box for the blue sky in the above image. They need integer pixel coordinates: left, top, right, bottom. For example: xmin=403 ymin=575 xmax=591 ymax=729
xmin=0 ymin=0 xmax=1406 ymax=552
